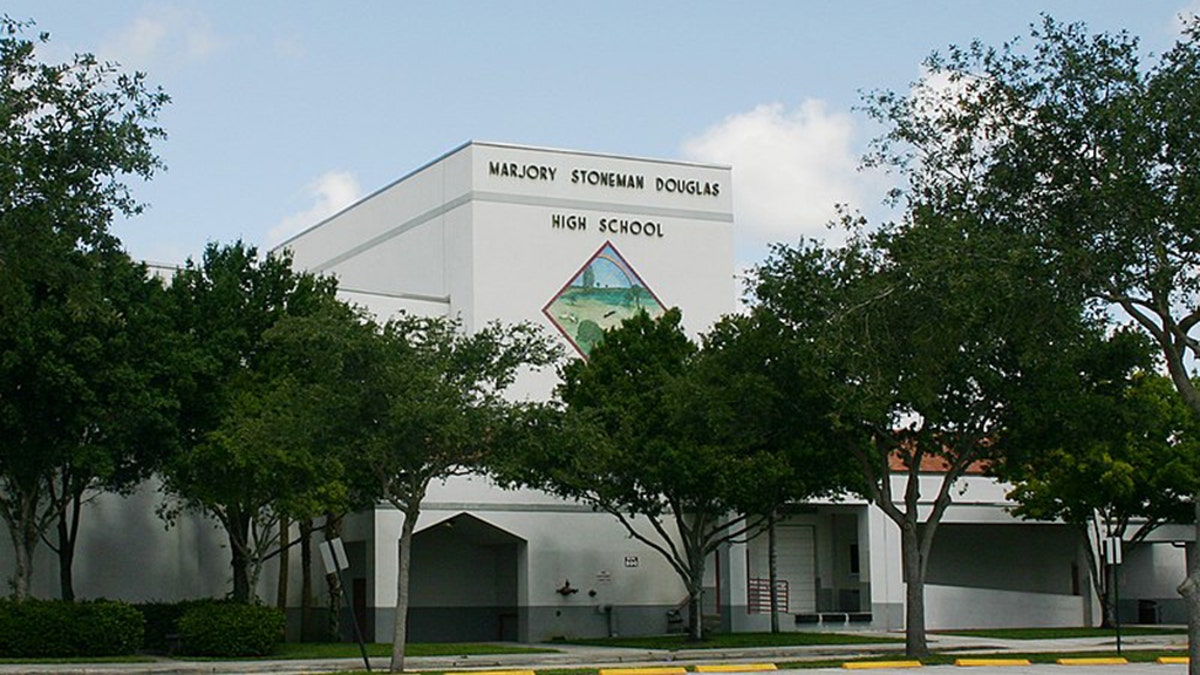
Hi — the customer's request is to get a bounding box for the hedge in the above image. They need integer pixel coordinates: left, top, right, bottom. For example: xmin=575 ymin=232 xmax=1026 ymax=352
xmin=135 ymin=598 xmax=216 ymax=653
xmin=177 ymin=602 xmax=285 ymax=657
xmin=0 ymin=598 xmax=143 ymax=657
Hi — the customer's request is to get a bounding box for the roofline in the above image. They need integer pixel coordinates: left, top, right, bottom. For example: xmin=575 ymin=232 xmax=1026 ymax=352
xmin=271 ymin=140 xmax=731 ymax=253
xmin=469 ymin=140 xmax=732 ymax=171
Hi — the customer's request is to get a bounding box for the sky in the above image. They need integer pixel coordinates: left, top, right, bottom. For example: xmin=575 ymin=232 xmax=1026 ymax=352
xmin=8 ymin=1 xmax=1200 ymax=271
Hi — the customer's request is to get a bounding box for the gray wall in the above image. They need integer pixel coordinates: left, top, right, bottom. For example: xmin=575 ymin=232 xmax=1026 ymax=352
xmin=926 ymin=523 xmax=1080 ymax=595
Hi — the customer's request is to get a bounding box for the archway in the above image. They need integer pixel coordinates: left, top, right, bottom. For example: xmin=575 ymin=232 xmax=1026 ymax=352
xmin=406 ymin=513 xmax=526 ymax=642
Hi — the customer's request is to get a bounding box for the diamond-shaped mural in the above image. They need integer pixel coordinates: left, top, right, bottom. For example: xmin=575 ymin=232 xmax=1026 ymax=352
xmin=542 ymin=241 xmax=665 ymax=357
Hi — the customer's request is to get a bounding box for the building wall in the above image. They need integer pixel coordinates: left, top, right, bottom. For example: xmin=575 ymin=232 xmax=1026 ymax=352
xmin=925 ymin=584 xmax=1088 ymax=629
xmin=0 ymin=481 xmax=243 ymax=603
xmin=1119 ymin=542 xmax=1189 ymax=624
xmin=279 ymin=142 xmax=735 ymax=642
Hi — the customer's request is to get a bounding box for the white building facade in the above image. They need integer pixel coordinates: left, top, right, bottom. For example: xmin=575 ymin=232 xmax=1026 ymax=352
xmin=276 ymin=141 xmax=737 ymax=642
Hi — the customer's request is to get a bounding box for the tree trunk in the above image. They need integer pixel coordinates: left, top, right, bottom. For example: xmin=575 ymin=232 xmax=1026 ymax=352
xmin=1080 ymin=523 xmax=1111 ymax=627
xmin=686 ymin=541 xmax=707 ymax=642
xmin=8 ymin=514 xmax=36 ymax=601
xmin=300 ymin=518 xmax=315 ymax=641
xmin=390 ymin=504 xmax=419 ymax=673
xmin=5 ymin=490 xmax=43 ymax=601
xmin=326 ymin=569 xmax=343 ymax=642
xmin=1178 ymin=496 xmax=1200 ymax=675
xmin=228 ymin=513 xmax=252 ymax=603
xmin=55 ymin=491 xmax=83 ymax=602
xmin=900 ymin=522 xmax=928 ymax=658
xmin=277 ymin=516 xmax=290 ymax=610
xmin=767 ymin=514 xmax=780 ymax=633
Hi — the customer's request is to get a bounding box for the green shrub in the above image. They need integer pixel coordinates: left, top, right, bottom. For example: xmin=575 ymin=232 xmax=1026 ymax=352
xmin=135 ymin=598 xmax=216 ymax=653
xmin=0 ymin=599 xmax=143 ymax=657
xmin=177 ymin=602 xmax=285 ymax=657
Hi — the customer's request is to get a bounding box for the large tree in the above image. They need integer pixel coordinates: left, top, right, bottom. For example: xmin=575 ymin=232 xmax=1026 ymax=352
xmin=863 ymin=17 xmax=1200 ymax=667
xmin=252 ymin=305 xmax=381 ymax=636
xmin=694 ymin=310 xmax=858 ymax=631
xmin=754 ymin=209 xmax=1103 ymax=656
xmin=0 ymin=17 xmax=169 ymax=599
xmin=44 ymin=250 xmax=180 ymax=602
xmin=343 ymin=314 xmax=558 ymax=674
xmin=503 ymin=309 xmax=848 ymax=642
xmin=1003 ymin=365 xmax=1200 ymax=626
xmin=163 ymin=241 xmax=351 ymax=603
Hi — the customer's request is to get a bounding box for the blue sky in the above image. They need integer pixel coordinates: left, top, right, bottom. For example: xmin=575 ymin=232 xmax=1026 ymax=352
xmin=8 ymin=1 xmax=1198 ymax=270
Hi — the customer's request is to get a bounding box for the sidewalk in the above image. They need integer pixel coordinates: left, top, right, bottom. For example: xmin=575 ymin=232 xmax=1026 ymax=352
xmin=0 ymin=631 xmax=1185 ymax=675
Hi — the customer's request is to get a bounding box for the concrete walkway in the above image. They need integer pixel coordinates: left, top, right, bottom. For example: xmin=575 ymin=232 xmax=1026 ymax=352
xmin=0 ymin=631 xmax=1185 ymax=675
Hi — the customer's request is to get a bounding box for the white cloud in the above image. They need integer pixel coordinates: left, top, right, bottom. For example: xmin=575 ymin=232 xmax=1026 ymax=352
xmin=682 ymin=101 xmax=861 ymax=251
xmin=99 ymin=6 xmax=220 ymax=70
xmin=269 ymin=171 xmax=362 ymax=247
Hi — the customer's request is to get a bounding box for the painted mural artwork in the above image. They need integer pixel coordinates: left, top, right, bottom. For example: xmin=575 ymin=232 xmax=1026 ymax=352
xmin=543 ymin=241 xmax=665 ymax=357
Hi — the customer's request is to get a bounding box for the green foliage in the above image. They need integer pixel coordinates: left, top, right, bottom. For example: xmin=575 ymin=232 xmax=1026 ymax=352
xmin=868 ymin=15 xmax=1200 ymax=418
xmin=854 ymin=16 xmax=1200 ymax=644
xmin=135 ymin=599 xmax=217 ymax=653
xmin=502 ymin=308 xmax=851 ymax=641
xmin=1005 ymin=369 xmax=1200 ymax=532
xmin=346 ymin=314 xmax=561 ymax=513
xmin=0 ymin=599 xmax=143 ymax=657
xmin=750 ymin=18 xmax=1158 ymax=656
xmin=338 ymin=312 xmax=559 ymax=671
xmin=163 ymin=240 xmax=357 ymax=603
xmin=176 ymin=602 xmax=284 ymax=657
xmin=0 ymin=17 xmax=171 ymax=599
xmin=0 ymin=16 xmax=168 ymax=266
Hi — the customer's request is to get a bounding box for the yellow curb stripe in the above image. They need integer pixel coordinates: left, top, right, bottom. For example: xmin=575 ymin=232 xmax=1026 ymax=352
xmin=1056 ymin=657 xmax=1129 ymax=666
xmin=446 ymin=671 xmax=536 ymax=675
xmin=695 ymin=665 xmax=778 ymax=672
xmin=955 ymin=659 xmax=1031 ymax=667
xmin=600 ymin=668 xmax=689 ymax=675
xmin=1158 ymin=656 xmax=1190 ymax=664
xmin=842 ymin=662 xmax=922 ymax=670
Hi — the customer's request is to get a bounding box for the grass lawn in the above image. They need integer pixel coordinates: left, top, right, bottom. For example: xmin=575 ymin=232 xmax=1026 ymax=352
xmin=559 ymin=631 xmax=901 ymax=650
xmin=935 ymin=626 xmax=1187 ymax=640
xmin=273 ymin=642 xmax=557 ymax=659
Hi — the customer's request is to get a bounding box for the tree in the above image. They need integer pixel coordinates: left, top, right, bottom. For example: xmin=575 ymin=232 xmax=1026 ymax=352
xmin=343 ymin=314 xmax=558 ymax=674
xmin=754 ymin=207 xmax=1102 ymax=656
xmin=0 ymin=17 xmax=169 ymax=600
xmin=44 ymin=250 xmax=180 ymax=601
xmin=996 ymin=328 xmax=1175 ymax=625
xmin=1012 ymin=367 xmax=1200 ymax=624
xmin=255 ymin=308 xmax=380 ymax=637
xmin=163 ymin=241 xmax=352 ymax=603
xmin=503 ymin=309 xmax=847 ymax=641
xmin=862 ymin=17 xmax=1200 ymax=668
xmin=695 ymin=310 xmax=858 ymax=631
